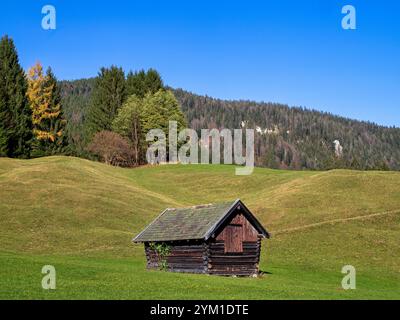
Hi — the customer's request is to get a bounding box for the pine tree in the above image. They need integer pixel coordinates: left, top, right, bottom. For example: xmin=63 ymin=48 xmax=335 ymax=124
xmin=0 ymin=35 xmax=32 ymax=158
xmin=26 ymin=62 xmax=66 ymax=156
xmin=0 ymin=70 xmax=9 ymax=156
xmin=126 ymin=68 xmax=164 ymax=98
xmin=86 ymin=66 xmax=126 ymax=140
xmin=44 ymin=67 xmax=67 ymax=154
xmin=144 ymin=69 xmax=164 ymax=95
xmin=126 ymin=70 xmax=146 ymax=98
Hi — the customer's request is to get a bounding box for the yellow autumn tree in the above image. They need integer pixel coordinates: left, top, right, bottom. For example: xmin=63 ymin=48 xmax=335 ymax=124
xmin=26 ymin=62 xmax=66 ymax=155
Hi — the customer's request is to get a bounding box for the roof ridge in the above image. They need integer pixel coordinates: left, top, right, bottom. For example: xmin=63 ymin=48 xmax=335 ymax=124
xmin=170 ymin=201 xmax=234 ymax=210
xmin=131 ymin=199 xmax=270 ymax=243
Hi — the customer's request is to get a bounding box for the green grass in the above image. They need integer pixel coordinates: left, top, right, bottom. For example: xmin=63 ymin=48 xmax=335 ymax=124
xmin=0 ymin=156 xmax=399 ymax=299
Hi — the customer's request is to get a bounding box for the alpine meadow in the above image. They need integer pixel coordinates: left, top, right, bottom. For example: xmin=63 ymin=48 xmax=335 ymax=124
xmin=1 ymin=0 xmax=400 ymax=302
xmin=0 ymin=157 xmax=399 ymax=299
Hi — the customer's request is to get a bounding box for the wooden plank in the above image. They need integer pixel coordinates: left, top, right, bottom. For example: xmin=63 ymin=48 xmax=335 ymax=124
xmin=224 ymin=224 xmax=243 ymax=253
xmin=206 ymin=236 xmax=261 ymax=275
xmin=145 ymin=242 xmax=208 ymax=272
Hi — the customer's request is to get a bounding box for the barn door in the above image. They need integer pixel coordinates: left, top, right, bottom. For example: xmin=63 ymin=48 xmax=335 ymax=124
xmin=224 ymin=224 xmax=243 ymax=253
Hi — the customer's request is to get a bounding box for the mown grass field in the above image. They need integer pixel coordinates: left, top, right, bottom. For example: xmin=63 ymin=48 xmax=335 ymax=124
xmin=0 ymin=156 xmax=399 ymax=299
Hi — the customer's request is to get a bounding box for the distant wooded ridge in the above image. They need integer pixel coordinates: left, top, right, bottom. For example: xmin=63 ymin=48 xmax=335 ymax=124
xmin=60 ymin=78 xmax=400 ymax=171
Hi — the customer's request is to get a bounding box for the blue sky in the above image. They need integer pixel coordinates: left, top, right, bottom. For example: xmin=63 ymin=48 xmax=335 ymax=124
xmin=1 ymin=0 xmax=399 ymax=127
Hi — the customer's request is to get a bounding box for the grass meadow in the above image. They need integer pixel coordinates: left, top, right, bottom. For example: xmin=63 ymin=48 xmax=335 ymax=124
xmin=0 ymin=156 xmax=399 ymax=299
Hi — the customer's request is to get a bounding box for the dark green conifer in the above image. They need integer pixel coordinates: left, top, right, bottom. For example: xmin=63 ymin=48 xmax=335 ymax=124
xmin=0 ymin=35 xmax=32 ymax=158
xmin=86 ymin=66 xmax=126 ymax=139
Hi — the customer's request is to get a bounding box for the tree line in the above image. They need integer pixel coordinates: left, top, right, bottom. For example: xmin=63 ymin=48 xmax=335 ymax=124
xmin=2 ymin=34 xmax=399 ymax=171
xmin=59 ymin=79 xmax=400 ymax=171
xmin=85 ymin=67 xmax=186 ymax=166
xmin=173 ymin=89 xmax=400 ymax=170
xmin=0 ymin=35 xmax=186 ymax=166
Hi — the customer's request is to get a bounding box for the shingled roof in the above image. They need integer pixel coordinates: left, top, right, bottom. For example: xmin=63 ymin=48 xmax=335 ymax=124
xmin=133 ymin=199 xmax=269 ymax=242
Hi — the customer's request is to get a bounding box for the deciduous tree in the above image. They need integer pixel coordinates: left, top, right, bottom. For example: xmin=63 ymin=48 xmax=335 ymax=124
xmin=87 ymin=130 xmax=134 ymax=167
xmin=112 ymin=90 xmax=186 ymax=165
xmin=112 ymin=95 xmax=143 ymax=165
xmin=141 ymin=89 xmax=186 ymax=139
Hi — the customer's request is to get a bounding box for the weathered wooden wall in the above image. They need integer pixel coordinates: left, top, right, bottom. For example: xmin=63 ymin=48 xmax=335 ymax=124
xmin=206 ymin=239 xmax=261 ymax=276
xmin=216 ymin=212 xmax=260 ymax=242
xmin=208 ymin=212 xmax=261 ymax=276
xmin=145 ymin=242 xmax=208 ymax=274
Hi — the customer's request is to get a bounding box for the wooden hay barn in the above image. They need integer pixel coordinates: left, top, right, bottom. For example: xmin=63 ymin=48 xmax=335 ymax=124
xmin=133 ymin=199 xmax=270 ymax=276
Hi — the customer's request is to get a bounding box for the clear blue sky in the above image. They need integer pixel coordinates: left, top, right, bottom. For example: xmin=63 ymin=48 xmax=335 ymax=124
xmin=1 ymin=0 xmax=399 ymax=127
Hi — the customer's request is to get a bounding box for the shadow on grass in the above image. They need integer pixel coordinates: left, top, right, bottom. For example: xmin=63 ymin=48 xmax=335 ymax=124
xmin=259 ymin=270 xmax=272 ymax=275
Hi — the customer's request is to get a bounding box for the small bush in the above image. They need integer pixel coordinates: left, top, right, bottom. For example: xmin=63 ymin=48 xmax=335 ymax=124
xmin=149 ymin=242 xmax=171 ymax=271
xmin=87 ymin=131 xmax=135 ymax=167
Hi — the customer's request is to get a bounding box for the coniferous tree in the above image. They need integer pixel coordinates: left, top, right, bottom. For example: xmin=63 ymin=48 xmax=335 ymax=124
xmin=126 ymin=70 xmax=146 ymax=98
xmin=0 ymin=35 xmax=32 ymax=158
xmin=26 ymin=62 xmax=66 ymax=156
xmin=45 ymin=67 xmax=67 ymax=153
xmin=0 ymin=68 xmax=9 ymax=156
xmin=86 ymin=66 xmax=126 ymax=140
xmin=126 ymin=69 xmax=163 ymax=98
xmin=144 ymin=68 xmax=164 ymax=95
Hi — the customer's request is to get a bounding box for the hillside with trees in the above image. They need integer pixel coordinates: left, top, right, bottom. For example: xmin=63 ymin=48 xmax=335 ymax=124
xmin=0 ymin=35 xmax=186 ymax=166
xmin=58 ymin=79 xmax=400 ymax=170
xmin=1 ymin=34 xmax=399 ymax=171
xmin=57 ymin=67 xmax=188 ymax=167
xmin=173 ymin=89 xmax=400 ymax=170
xmin=59 ymin=77 xmax=94 ymax=156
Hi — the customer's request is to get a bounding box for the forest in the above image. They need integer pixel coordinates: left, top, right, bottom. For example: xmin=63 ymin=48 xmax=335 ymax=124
xmin=59 ymin=79 xmax=400 ymax=170
xmin=1 ymin=34 xmax=400 ymax=170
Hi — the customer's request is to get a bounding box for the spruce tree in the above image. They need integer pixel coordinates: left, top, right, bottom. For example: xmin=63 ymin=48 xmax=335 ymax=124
xmin=0 ymin=35 xmax=32 ymax=158
xmin=126 ymin=69 xmax=147 ymax=98
xmin=44 ymin=67 xmax=67 ymax=154
xmin=86 ymin=66 xmax=126 ymax=140
xmin=145 ymin=69 xmax=164 ymax=94
xmin=0 ymin=69 xmax=10 ymax=156
xmin=126 ymin=69 xmax=164 ymax=98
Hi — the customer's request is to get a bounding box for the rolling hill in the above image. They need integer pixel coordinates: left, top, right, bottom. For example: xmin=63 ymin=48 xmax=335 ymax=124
xmin=0 ymin=156 xmax=399 ymax=299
